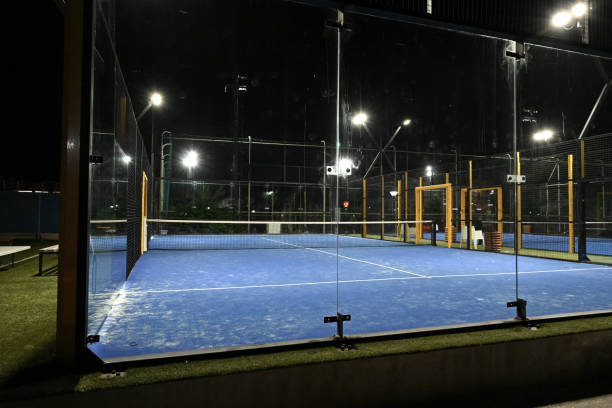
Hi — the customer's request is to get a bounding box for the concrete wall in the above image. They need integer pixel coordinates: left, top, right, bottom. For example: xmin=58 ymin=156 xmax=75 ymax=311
xmin=6 ymin=329 xmax=612 ymax=407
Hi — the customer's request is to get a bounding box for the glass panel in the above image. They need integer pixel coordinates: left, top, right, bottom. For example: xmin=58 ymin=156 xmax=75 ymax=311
xmin=87 ymin=4 xmax=129 ymax=336
xmin=88 ymin=0 xmax=339 ymax=359
xmin=517 ymin=45 xmax=612 ymax=317
xmin=339 ymin=12 xmax=518 ymax=335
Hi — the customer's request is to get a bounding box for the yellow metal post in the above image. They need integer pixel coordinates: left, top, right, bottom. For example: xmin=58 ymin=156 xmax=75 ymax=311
xmin=404 ymin=172 xmax=409 ymax=243
xmin=397 ymin=179 xmax=402 ymax=238
xmin=381 ymin=175 xmax=385 ymax=240
xmin=460 ymin=188 xmax=466 ymax=238
xmin=497 ymin=187 xmax=503 ymax=237
xmin=446 ymin=184 xmax=453 ymax=248
xmin=362 ymin=178 xmax=367 ymax=238
xmin=569 ymin=154 xmax=575 ymax=254
xmin=418 ymin=177 xmax=423 ymax=240
xmin=517 ymin=152 xmax=522 ymax=250
xmin=415 ymin=189 xmax=421 ymax=245
xmin=469 ymin=161 xmax=473 ymax=249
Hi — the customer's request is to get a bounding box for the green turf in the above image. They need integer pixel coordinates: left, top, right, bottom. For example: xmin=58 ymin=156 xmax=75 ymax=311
xmin=0 ymin=241 xmax=59 ymax=388
xmin=1 ymin=240 xmax=611 ymax=403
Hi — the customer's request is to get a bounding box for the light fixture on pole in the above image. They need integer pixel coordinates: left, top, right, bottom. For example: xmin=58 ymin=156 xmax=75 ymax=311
xmin=351 ymin=112 xmax=368 ymax=126
xmin=550 ymin=2 xmax=588 ymax=42
xmin=137 ymin=92 xmax=163 ymax=121
xmin=533 ymin=129 xmax=554 ymax=142
xmin=182 ymin=150 xmax=198 ymax=169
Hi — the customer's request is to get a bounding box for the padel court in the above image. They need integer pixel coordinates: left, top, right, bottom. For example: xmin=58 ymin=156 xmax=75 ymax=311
xmin=87 ymin=232 xmax=612 ymax=360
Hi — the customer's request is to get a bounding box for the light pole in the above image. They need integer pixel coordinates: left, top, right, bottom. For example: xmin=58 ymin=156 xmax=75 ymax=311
xmin=137 ymin=92 xmax=163 ymax=179
xmin=182 ymin=150 xmax=198 ymax=209
xmin=160 ymin=131 xmax=172 ymax=216
xmin=425 ymin=165 xmax=433 ymax=185
xmin=357 ymin=115 xmax=411 ymax=180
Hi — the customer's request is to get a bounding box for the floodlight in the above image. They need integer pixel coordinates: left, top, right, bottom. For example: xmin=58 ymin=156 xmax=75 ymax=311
xmin=425 ymin=165 xmax=433 ymax=177
xmin=402 ymin=119 xmax=411 ymax=126
xmin=339 ymin=158 xmax=354 ymax=170
xmin=533 ymin=129 xmax=554 ymax=142
xmin=182 ymin=150 xmax=198 ymax=168
xmin=352 ymin=112 xmax=368 ymax=126
xmin=571 ymin=2 xmax=587 ymax=18
xmin=389 ymin=191 xmax=398 ymax=197
xmin=551 ymin=11 xmax=572 ymax=28
xmin=122 ymin=155 xmax=132 ymax=164
xmin=150 ymin=92 xmax=163 ymax=106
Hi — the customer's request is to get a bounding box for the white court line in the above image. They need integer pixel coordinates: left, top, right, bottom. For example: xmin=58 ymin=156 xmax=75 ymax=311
xmin=260 ymin=237 xmax=429 ymax=278
xmin=119 ymin=266 xmax=612 ymax=295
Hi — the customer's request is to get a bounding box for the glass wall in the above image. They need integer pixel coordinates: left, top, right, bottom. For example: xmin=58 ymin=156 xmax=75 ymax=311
xmin=338 ymin=12 xmax=518 ymax=333
xmin=517 ymin=45 xmax=612 ymax=316
xmin=86 ymin=0 xmax=612 ymax=361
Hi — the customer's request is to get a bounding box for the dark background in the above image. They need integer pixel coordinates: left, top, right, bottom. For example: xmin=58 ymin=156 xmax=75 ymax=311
xmin=4 ymin=2 xmax=64 ymax=185
xmin=3 ymin=0 xmax=611 ymax=187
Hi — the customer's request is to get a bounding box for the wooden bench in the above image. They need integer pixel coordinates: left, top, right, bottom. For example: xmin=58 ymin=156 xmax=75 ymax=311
xmin=0 ymin=246 xmax=31 ymax=270
xmin=39 ymin=244 xmax=59 ymax=276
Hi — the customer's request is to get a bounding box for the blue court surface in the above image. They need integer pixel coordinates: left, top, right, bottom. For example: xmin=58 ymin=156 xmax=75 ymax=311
xmin=88 ymin=235 xmax=612 ymax=360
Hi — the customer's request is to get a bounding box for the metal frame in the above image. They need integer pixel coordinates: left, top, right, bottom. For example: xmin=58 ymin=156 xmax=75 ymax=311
xmin=415 ymin=183 xmax=453 ymax=248
xmin=460 ymin=186 xmax=503 ymax=248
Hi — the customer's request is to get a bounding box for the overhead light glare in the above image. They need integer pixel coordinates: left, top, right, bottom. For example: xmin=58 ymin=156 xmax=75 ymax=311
xmin=571 ymin=3 xmax=587 ymax=18
xmin=352 ymin=112 xmax=368 ymax=126
xmin=551 ymin=11 xmax=572 ymax=28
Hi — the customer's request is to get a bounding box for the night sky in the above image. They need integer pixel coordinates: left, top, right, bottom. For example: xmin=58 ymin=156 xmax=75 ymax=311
xmin=4 ymin=2 xmax=64 ymax=184
xmin=113 ymin=1 xmax=611 ymax=183
xmin=3 ymin=1 xmax=611 ymax=186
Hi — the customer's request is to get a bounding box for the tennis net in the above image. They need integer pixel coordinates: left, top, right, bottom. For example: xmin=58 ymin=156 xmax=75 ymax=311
xmin=146 ymin=219 xmax=434 ymax=250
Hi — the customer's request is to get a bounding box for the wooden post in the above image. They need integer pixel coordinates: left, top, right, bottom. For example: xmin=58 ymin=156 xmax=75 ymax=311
xmin=362 ymin=178 xmax=367 ymax=238
xmin=569 ymin=154 xmax=575 ymax=254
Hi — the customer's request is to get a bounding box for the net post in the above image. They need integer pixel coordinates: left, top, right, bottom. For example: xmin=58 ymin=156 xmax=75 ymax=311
xmin=362 ymin=178 xmax=366 ymax=238
xmin=404 ymin=172 xmax=409 ymax=243
xmin=431 ymin=220 xmax=436 ymax=246
xmin=568 ymin=154 xmax=575 ymax=254
xmin=381 ymin=175 xmax=385 ymax=240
